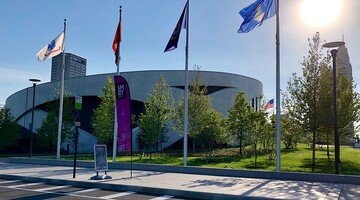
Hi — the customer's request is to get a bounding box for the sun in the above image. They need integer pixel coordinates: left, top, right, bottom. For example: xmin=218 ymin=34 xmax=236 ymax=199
xmin=300 ymin=0 xmax=342 ymax=27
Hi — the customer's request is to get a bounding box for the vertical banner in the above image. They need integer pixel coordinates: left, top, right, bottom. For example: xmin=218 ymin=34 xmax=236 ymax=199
xmin=114 ymin=75 xmax=131 ymax=154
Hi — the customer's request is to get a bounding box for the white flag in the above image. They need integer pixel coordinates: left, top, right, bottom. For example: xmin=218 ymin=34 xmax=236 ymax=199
xmin=36 ymin=32 xmax=64 ymax=62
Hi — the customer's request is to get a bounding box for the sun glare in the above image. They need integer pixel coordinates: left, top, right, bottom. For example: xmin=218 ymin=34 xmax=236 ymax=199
xmin=300 ymin=0 xmax=341 ymax=27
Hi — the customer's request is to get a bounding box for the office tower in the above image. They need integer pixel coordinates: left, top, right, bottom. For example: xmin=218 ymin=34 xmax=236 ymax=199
xmin=337 ymin=45 xmax=352 ymax=80
xmin=51 ymin=53 xmax=86 ymax=82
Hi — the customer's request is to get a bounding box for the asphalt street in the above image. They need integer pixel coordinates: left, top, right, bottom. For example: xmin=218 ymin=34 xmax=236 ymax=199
xmin=0 ymin=179 xmax=190 ymax=200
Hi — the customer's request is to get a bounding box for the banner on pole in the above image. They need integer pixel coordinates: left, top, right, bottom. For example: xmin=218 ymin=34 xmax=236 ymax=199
xmin=114 ymin=75 xmax=131 ymax=154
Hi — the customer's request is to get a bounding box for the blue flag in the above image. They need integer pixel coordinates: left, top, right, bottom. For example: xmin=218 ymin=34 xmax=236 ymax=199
xmin=238 ymin=0 xmax=276 ymax=33
xmin=164 ymin=1 xmax=188 ymax=52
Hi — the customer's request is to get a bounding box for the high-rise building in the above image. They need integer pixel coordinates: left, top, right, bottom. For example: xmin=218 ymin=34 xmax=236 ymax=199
xmin=51 ymin=53 xmax=87 ymax=82
xmin=337 ymin=45 xmax=352 ymax=80
xmin=336 ymin=44 xmax=355 ymax=139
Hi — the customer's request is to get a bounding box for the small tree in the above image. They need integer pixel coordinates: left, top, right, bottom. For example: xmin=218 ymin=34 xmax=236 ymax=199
xmin=36 ymin=111 xmax=61 ymax=151
xmin=0 ymin=107 xmax=19 ymax=152
xmin=137 ymin=75 xmax=174 ymax=158
xmin=248 ymin=108 xmax=268 ymax=168
xmin=173 ymin=66 xmax=224 ymax=154
xmin=283 ymin=32 xmax=330 ymax=167
xmin=281 ymin=114 xmax=301 ymax=149
xmin=36 ymin=88 xmax=74 ymax=151
xmin=261 ymin=112 xmax=276 ymax=160
xmin=337 ymin=70 xmax=360 ymax=142
xmin=262 ymin=119 xmax=275 ymax=160
xmin=317 ymin=64 xmax=333 ymax=157
xmin=92 ymin=77 xmax=115 ymax=148
xmin=226 ymin=92 xmax=253 ymax=156
xmin=198 ymin=107 xmax=227 ymax=163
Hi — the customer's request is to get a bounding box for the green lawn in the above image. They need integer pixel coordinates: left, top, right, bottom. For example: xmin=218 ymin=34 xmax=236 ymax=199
xmin=281 ymin=144 xmax=360 ymax=175
xmin=66 ymin=144 xmax=360 ymax=175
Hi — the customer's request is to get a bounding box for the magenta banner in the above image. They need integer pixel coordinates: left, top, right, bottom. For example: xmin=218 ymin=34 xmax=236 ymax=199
xmin=114 ymin=75 xmax=131 ymax=154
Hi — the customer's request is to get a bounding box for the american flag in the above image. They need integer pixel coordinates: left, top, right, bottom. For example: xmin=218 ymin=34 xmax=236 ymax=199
xmin=265 ymin=99 xmax=274 ymax=110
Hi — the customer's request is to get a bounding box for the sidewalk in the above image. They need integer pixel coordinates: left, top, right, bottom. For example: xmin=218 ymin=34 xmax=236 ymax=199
xmin=0 ymin=159 xmax=359 ymax=199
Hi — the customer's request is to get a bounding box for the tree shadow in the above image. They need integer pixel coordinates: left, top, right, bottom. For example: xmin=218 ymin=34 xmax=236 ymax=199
xmin=244 ymin=159 xmax=275 ymax=169
xmin=281 ymin=148 xmax=301 ymax=154
xmin=182 ymin=177 xmax=343 ymax=199
xmin=300 ymin=157 xmax=360 ymax=174
xmin=182 ymin=177 xmax=248 ymax=188
xmin=187 ymin=156 xmax=240 ymax=167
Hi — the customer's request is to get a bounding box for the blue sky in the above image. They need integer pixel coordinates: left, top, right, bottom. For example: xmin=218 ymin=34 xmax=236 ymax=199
xmin=1 ymin=0 xmax=359 ymax=106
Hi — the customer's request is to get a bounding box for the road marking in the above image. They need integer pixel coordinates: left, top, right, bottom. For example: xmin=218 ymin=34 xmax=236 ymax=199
xmin=0 ymin=184 xmax=100 ymax=199
xmin=66 ymin=188 xmax=100 ymax=195
xmin=0 ymin=183 xmax=172 ymax=200
xmin=7 ymin=182 xmax=43 ymax=188
xmin=33 ymin=185 xmax=72 ymax=192
xmin=150 ymin=195 xmax=175 ymax=200
xmin=0 ymin=180 xmax=21 ymax=184
xmin=99 ymin=191 xmax=136 ymax=199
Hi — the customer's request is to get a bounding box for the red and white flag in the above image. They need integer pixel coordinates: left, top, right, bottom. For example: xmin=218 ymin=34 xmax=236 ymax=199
xmin=36 ymin=32 xmax=64 ymax=62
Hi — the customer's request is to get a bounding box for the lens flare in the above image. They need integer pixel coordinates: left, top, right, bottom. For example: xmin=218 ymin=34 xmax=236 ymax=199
xmin=300 ymin=0 xmax=341 ymax=27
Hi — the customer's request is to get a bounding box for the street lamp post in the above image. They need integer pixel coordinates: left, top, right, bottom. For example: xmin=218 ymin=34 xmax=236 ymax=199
xmin=29 ymin=78 xmax=41 ymax=158
xmin=323 ymin=41 xmax=345 ymax=174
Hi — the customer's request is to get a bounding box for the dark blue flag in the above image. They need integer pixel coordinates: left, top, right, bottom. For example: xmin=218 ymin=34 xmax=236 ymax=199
xmin=238 ymin=0 xmax=276 ymax=33
xmin=164 ymin=1 xmax=188 ymax=52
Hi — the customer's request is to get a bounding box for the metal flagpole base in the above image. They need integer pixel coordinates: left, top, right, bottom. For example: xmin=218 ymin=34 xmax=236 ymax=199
xmin=90 ymin=172 xmax=112 ymax=180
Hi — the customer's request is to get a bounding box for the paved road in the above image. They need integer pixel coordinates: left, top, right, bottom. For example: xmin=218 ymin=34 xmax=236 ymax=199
xmin=2 ymin=158 xmax=360 ymax=199
xmin=0 ymin=178 xmax=190 ymax=200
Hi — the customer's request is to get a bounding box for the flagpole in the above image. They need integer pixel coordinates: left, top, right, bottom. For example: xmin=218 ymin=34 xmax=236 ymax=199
xmin=183 ymin=0 xmax=189 ymax=167
xmin=113 ymin=6 xmax=122 ymax=163
xmin=116 ymin=6 xmax=121 ymax=76
xmin=56 ymin=19 xmax=66 ymax=160
xmin=275 ymin=0 xmax=281 ymax=172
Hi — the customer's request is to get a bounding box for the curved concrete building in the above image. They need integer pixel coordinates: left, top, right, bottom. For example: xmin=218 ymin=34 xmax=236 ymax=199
xmin=6 ymin=70 xmax=263 ymax=152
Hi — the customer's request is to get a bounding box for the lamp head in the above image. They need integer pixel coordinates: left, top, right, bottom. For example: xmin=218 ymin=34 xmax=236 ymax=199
xmin=29 ymin=79 xmax=41 ymax=83
xmin=323 ymin=41 xmax=345 ymax=48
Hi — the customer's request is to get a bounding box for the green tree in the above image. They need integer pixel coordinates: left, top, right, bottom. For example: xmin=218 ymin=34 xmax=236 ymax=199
xmin=261 ymin=108 xmax=276 ymax=160
xmin=173 ymin=66 xmax=225 ymax=154
xmin=198 ymin=106 xmax=227 ymax=163
xmin=317 ymin=64 xmax=333 ymax=157
xmin=281 ymin=114 xmax=301 ymax=149
xmin=226 ymin=92 xmax=253 ymax=156
xmin=136 ymin=75 xmax=174 ymax=158
xmin=0 ymin=107 xmax=19 ymax=152
xmin=335 ymin=70 xmax=360 ymax=162
xmin=36 ymin=88 xmax=75 ymax=151
xmin=337 ymin=70 xmax=360 ymax=142
xmin=248 ymin=110 xmax=267 ymax=168
xmin=36 ymin=112 xmax=57 ymax=150
xmin=284 ymin=32 xmax=330 ymax=167
xmin=92 ymin=77 xmax=115 ymax=148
